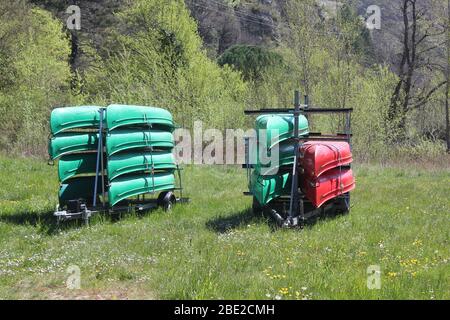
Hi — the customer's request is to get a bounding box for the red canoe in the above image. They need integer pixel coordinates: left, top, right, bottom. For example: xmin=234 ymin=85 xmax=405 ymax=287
xmin=301 ymin=168 xmax=355 ymax=208
xmin=299 ymin=141 xmax=353 ymax=178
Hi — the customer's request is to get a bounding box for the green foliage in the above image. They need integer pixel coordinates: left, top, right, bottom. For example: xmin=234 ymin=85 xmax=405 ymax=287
xmin=0 ymin=0 xmax=446 ymax=160
xmin=85 ymin=0 xmax=248 ymax=131
xmin=218 ymin=45 xmax=283 ymax=81
xmin=0 ymin=3 xmax=73 ymax=155
xmin=336 ymin=1 xmax=374 ymax=63
xmin=348 ymin=66 xmax=399 ymax=160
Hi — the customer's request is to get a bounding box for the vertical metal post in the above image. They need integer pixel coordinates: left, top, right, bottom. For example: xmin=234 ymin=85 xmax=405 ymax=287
xmin=288 ymin=91 xmax=301 ymax=224
xmin=304 ymin=95 xmax=309 ymax=121
xmin=346 ymin=112 xmax=352 ymax=150
xmin=93 ymin=108 xmax=104 ymax=208
xmin=244 ymin=137 xmax=251 ymax=184
xmin=100 ymin=109 xmax=106 ymax=208
xmin=177 ymin=164 xmax=183 ymax=200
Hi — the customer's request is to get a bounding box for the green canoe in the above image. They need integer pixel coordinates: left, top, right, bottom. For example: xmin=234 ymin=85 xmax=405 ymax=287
xmin=59 ymin=176 xmax=100 ymax=204
xmin=106 ymin=104 xmax=175 ymax=132
xmin=58 ymin=153 xmax=99 ymax=182
xmin=256 ymin=114 xmax=309 ymax=149
xmin=250 ymin=170 xmax=292 ymax=206
xmin=109 ymin=172 xmax=175 ymax=206
xmin=108 ymin=151 xmax=176 ymax=181
xmin=49 ymin=132 xmax=100 ymax=160
xmin=50 ymin=106 xmax=103 ymax=135
xmin=106 ymin=130 xmax=174 ymax=156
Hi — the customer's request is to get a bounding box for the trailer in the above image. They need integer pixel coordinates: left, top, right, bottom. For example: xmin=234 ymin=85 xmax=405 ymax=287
xmin=53 ymin=165 xmax=189 ymax=225
xmin=49 ymin=105 xmax=189 ymax=224
xmin=243 ymin=91 xmax=355 ymax=228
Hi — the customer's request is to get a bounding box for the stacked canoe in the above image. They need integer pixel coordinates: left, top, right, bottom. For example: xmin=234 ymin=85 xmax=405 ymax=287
xmin=250 ymin=114 xmax=309 ymax=206
xmin=299 ymin=141 xmax=355 ymax=208
xmin=249 ymin=115 xmax=355 ymax=209
xmin=48 ymin=105 xmax=177 ymax=208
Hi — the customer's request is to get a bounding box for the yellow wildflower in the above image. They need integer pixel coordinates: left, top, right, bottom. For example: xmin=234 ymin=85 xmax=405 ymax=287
xmin=387 ymin=272 xmax=397 ymax=278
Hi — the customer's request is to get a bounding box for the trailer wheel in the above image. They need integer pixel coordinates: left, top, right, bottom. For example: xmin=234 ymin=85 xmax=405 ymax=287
xmin=334 ymin=193 xmax=351 ymax=215
xmin=158 ymin=191 xmax=176 ymax=212
xmin=252 ymin=196 xmax=264 ymax=216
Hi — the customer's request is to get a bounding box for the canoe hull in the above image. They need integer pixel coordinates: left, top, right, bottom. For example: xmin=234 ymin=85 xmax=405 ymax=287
xmin=59 ymin=176 xmax=102 ymax=205
xmin=300 ymin=141 xmax=353 ymax=178
xmin=50 ymin=106 xmax=103 ymax=135
xmin=108 ymin=151 xmax=176 ymax=181
xmin=49 ymin=133 xmax=99 ymax=160
xmin=106 ymin=130 xmax=174 ymax=156
xmin=106 ymin=104 xmax=174 ymax=132
xmin=255 ymin=114 xmax=309 ymax=149
xmin=250 ymin=170 xmax=292 ymax=206
xmin=109 ymin=173 xmax=175 ymax=206
xmin=301 ymin=168 xmax=355 ymax=208
xmin=58 ymin=153 xmax=98 ymax=182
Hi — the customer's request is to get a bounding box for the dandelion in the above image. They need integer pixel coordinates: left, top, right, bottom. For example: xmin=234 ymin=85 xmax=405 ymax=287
xmin=279 ymin=287 xmax=289 ymax=295
xmin=387 ymin=272 xmax=397 ymax=278
xmin=412 ymin=239 xmax=423 ymax=246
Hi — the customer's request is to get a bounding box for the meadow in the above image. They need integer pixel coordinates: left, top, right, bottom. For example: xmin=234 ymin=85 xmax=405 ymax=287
xmin=0 ymin=154 xmax=449 ymax=299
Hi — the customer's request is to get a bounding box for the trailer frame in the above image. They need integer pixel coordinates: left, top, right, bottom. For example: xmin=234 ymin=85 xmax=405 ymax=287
xmin=243 ymin=91 xmax=353 ymax=228
xmin=52 ymin=108 xmax=189 ymax=225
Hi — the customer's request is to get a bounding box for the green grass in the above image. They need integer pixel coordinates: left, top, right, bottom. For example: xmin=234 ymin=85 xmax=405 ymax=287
xmin=0 ymin=155 xmax=449 ymax=299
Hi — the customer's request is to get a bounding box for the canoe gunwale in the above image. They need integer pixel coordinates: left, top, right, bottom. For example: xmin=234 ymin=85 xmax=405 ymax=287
xmin=50 ymin=106 xmax=104 ymax=135
xmin=109 ymin=173 xmax=176 ymax=206
xmin=108 ymin=163 xmax=176 ymax=181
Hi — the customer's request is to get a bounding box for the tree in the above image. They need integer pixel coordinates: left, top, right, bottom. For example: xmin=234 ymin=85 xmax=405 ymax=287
xmin=284 ymin=0 xmax=322 ymax=97
xmin=388 ymin=0 xmax=447 ymax=141
xmin=0 ymin=2 xmax=73 ymax=155
xmin=84 ymin=0 xmax=248 ymax=131
xmin=217 ymin=45 xmax=283 ymax=81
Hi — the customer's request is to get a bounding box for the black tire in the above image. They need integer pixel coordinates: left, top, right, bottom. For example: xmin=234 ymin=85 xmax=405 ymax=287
xmin=252 ymin=196 xmax=264 ymax=216
xmin=157 ymin=191 xmax=176 ymax=212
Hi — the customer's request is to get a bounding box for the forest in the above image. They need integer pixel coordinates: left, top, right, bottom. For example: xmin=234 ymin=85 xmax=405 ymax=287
xmin=0 ymin=0 xmax=449 ymax=161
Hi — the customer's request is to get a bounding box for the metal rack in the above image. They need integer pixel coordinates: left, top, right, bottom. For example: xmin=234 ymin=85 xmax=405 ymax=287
xmin=244 ymin=91 xmax=353 ymax=227
xmin=53 ymin=108 xmax=189 ymax=225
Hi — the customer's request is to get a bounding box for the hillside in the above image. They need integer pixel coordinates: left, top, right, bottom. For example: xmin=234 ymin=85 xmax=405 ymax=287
xmin=6 ymin=0 xmax=448 ymax=157
xmin=30 ymin=0 xmax=401 ymax=63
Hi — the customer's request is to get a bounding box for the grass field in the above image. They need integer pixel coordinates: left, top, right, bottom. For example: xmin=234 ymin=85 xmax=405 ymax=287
xmin=0 ymin=154 xmax=449 ymax=299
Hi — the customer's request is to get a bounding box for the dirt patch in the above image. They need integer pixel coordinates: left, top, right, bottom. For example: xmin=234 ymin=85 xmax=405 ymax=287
xmin=10 ymin=279 xmax=155 ymax=300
